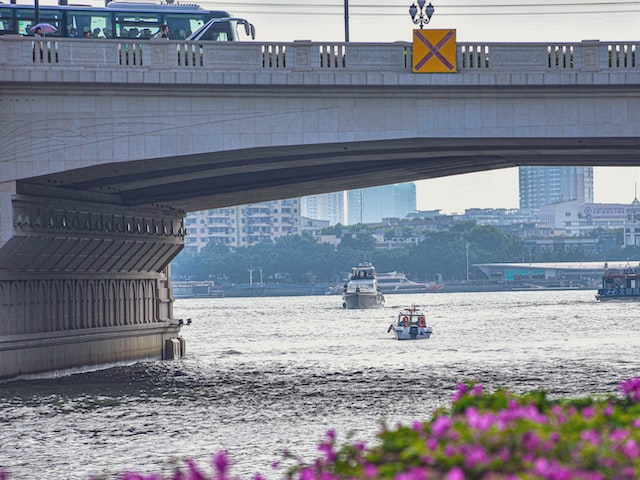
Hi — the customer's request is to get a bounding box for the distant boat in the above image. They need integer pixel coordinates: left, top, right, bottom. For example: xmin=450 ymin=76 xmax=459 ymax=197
xmin=377 ymin=271 xmax=444 ymax=294
xmin=595 ymin=262 xmax=640 ymax=301
xmin=342 ymin=262 xmax=385 ymax=309
xmin=387 ymin=305 xmax=433 ymax=340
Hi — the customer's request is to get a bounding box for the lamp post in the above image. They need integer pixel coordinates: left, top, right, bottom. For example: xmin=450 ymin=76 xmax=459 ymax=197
xmin=409 ymin=0 xmax=435 ymax=29
xmin=344 ymin=0 xmax=349 ymax=42
xmin=465 ymin=241 xmax=470 ymax=282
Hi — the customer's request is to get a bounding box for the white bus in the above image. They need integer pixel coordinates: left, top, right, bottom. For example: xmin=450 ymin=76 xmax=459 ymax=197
xmin=0 ymin=1 xmax=255 ymax=40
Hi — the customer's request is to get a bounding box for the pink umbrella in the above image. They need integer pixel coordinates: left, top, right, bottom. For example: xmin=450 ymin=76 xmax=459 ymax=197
xmin=30 ymin=23 xmax=57 ymax=36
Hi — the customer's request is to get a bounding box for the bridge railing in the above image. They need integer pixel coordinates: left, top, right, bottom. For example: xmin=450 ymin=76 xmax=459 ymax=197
xmin=1 ymin=35 xmax=639 ymax=73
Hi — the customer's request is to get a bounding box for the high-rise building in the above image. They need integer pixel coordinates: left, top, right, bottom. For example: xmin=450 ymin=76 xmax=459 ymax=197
xmin=184 ymin=198 xmax=301 ymax=252
xmin=346 ymin=183 xmax=417 ymax=225
xmin=300 ymin=192 xmax=344 ymax=225
xmin=519 ymin=166 xmax=594 ymax=211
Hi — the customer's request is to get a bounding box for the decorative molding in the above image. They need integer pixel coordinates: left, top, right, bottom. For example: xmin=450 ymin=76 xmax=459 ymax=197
xmin=13 ymin=198 xmax=185 ymax=240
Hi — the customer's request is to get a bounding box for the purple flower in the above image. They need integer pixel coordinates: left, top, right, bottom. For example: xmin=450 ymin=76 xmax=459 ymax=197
xmin=317 ymin=442 xmax=336 ymax=462
xmin=363 ymin=463 xmax=377 ymax=478
xmin=462 ymin=445 xmax=488 ymax=468
xmin=465 ymin=407 xmax=493 ymax=431
xmin=299 ymin=467 xmax=315 ymax=480
xmin=445 ymin=466 xmax=465 ymax=480
xmin=580 ymin=430 xmax=600 ymax=446
xmin=451 ymin=383 xmax=469 ymax=402
xmin=620 ymin=378 xmax=640 ymax=402
xmin=186 ymin=459 xmax=207 ymax=480
xmin=431 ymin=416 xmax=451 ymax=438
xmin=212 ymin=451 xmax=230 ymax=478
xmin=470 ymin=384 xmax=483 ymax=397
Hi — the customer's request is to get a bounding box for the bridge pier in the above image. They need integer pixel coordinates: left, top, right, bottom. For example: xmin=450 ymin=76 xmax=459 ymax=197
xmin=0 ymin=190 xmax=186 ymax=379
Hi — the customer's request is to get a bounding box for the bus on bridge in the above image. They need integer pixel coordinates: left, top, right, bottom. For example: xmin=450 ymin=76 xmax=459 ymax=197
xmin=0 ymin=1 xmax=254 ymax=41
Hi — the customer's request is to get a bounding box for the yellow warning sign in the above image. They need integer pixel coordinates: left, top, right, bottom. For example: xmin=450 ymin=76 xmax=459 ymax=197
xmin=412 ymin=29 xmax=457 ymax=73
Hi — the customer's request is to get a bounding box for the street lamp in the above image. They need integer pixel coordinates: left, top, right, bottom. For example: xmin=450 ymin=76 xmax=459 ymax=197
xmin=465 ymin=241 xmax=470 ymax=281
xmin=409 ymin=0 xmax=435 ymax=29
xmin=344 ymin=0 xmax=350 ymax=42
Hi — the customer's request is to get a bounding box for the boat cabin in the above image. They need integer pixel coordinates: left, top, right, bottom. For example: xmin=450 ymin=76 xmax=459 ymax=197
xmin=601 ymin=263 xmax=640 ymax=290
xmin=350 ymin=263 xmax=377 ymax=280
xmin=396 ymin=307 xmax=428 ymax=328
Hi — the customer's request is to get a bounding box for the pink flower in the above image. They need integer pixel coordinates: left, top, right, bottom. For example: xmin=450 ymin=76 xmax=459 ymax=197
xmin=445 ymin=467 xmax=465 ymax=480
xmin=465 ymin=407 xmax=493 ymax=431
xmin=363 ymin=463 xmax=377 ymax=478
xmin=451 ymin=383 xmax=469 ymax=402
xmin=462 ymin=445 xmax=488 ymax=468
xmin=580 ymin=430 xmax=600 ymax=446
xmin=186 ymin=459 xmax=208 ymax=480
xmin=470 ymin=384 xmax=483 ymax=397
xmin=431 ymin=416 xmax=451 ymax=438
xmin=620 ymin=378 xmax=640 ymax=402
xmin=212 ymin=451 xmax=230 ymax=479
xmin=299 ymin=467 xmax=315 ymax=480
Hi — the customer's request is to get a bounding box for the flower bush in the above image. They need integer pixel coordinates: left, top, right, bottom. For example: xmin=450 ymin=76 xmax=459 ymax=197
xmin=3 ymin=379 xmax=640 ymax=479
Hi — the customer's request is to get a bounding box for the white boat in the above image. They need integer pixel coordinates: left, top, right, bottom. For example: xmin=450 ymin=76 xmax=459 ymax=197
xmin=377 ymin=271 xmax=444 ymax=294
xmin=341 ymin=262 xmax=385 ymax=309
xmin=387 ymin=305 xmax=433 ymax=340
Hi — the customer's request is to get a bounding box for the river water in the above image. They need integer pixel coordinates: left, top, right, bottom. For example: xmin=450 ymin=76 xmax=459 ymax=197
xmin=1 ymin=290 xmax=639 ymax=479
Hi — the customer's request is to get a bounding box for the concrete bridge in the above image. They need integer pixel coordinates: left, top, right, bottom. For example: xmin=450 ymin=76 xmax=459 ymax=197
xmin=1 ymin=35 xmax=639 ymax=378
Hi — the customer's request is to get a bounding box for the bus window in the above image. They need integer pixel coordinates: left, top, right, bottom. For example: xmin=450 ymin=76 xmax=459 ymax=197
xmin=66 ymin=11 xmax=112 ymax=38
xmin=115 ymin=12 xmax=160 ymax=39
xmin=15 ymin=7 xmax=62 ymax=36
xmin=163 ymin=14 xmax=205 ymax=40
xmin=0 ymin=7 xmax=13 ymax=35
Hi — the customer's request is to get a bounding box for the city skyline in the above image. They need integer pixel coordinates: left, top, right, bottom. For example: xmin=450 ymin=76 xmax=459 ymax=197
xmin=415 ymin=167 xmax=640 ymax=215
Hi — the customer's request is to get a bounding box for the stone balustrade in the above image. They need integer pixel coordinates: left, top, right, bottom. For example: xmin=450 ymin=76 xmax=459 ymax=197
xmin=1 ymin=36 xmax=639 ymax=86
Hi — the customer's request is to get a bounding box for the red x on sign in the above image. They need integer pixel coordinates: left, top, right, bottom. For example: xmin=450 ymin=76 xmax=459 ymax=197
xmin=412 ymin=29 xmax=457 ymax=73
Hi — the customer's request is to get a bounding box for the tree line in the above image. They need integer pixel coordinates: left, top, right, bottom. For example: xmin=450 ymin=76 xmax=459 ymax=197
xmin=171 ymin=222 xmax=635 ymax=285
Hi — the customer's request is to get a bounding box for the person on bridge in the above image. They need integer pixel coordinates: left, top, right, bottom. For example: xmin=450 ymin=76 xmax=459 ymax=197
xmin=154 ymin=24 xmax=169 ymax=39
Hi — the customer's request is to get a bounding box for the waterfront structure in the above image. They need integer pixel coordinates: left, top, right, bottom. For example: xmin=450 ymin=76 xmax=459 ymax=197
xmin=519 ymin=167 xmax=594 ymax=212
xmin=2 ymin=36 xmax=640 ymax=378
xmin=623 ymin=197 xmax=640 ymax=247
xmin=184 ymin=199 xmax=301 ymax=252
xmin=539 ymin=200 xmax=629 ymax=235
xmin=300 ymin=192 xmax=344 ymax=226
xmin=347 ymin=183 xmax=416 ymax=225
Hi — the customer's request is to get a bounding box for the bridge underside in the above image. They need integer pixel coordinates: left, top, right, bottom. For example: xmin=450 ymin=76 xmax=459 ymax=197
xmin=3 ymin=136 xmax=640 ymax=379
xmin=18 ymin=137 xmax=640 ymax=212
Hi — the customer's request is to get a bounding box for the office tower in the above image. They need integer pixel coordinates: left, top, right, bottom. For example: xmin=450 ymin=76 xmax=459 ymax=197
xmin=519 ymin=166 xmax=594 ymax=210
xmin=300 ymin=192 xmax=345 ymax=225
xmin=346 ymin=183 xmax=417 ymax=225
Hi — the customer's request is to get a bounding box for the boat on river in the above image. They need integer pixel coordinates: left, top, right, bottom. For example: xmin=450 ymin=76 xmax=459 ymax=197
xmin=595 ymin=262 xmax=640 ymax=301
xmin=342 ymin=262 xmax=385 ymax=309
xmin=377 ymin=271 xmax=444 ymax=294
xmin=387 ymin=305 xmax=433 ymax=340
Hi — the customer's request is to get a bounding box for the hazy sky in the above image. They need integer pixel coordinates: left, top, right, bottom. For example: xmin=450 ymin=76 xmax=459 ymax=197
xmin=37 ymin=0 xmax=640 ymax=212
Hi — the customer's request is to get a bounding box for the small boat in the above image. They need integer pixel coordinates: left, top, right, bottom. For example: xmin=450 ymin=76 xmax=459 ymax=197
xmin=342 ymin=262 xmax=385 ymax=309
xmin=377 ymin=271 xmax=444 ymax=294
xmin=595 ymin=262 xmax=640 ymax=301
xmin=387 ymin=305 xmax=433 ymax=340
